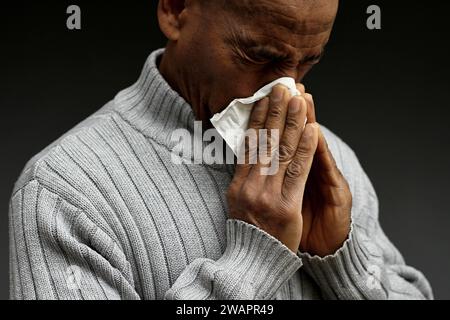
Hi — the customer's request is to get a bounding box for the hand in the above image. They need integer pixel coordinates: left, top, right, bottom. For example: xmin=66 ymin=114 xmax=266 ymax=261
xmin=296 ymin=84 xmax=352 ymax=257
xmin=227 ymin=85 xmax=319 ymax=253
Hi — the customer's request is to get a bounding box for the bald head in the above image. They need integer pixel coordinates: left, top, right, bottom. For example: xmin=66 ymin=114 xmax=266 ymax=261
xmin=196 ymin=0 xmax=335 ymax=20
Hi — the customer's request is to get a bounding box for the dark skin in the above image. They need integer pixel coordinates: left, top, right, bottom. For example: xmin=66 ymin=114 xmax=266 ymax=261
xmin=158 ymin=0 xmax=351 ymax=257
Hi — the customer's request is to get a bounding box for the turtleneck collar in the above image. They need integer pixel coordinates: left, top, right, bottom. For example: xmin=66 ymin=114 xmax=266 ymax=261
xmin=112 ymin=48 xmax=235 ymax=173
xmin=113 ymin=48 xmax=196 ymax=148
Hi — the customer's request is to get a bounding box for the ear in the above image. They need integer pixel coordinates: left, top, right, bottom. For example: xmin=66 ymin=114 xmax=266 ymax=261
xmin=158 ymin=0 xmax=187 ymax=41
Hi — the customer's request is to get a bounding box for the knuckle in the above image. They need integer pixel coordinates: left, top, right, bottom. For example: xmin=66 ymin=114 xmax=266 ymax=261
xmin=278 ymin=143 xmax=296 ymax=162
xmin=286 ymin=160 xmax=305 ymax=179
xmin=240 ymin=183 xmax=257 ymax=204
xmin=250 ymin=117 xmax=265 ymax=129
xmin=298 ymin=134 xmax=317 ymax=153
xmin=258 ymin=191 xmax=273 ymax=210
xmin=285 ymin=115 xmax=301 ymax=130
xmin=268 ymin=104 xmax=283 ymax=119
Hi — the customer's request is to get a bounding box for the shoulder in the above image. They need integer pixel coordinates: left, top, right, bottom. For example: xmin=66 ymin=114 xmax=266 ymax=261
xmin=10 ymin=101 xmax=141 ymax=248
xmin=12 ymin=100 xmax=137 ymax=197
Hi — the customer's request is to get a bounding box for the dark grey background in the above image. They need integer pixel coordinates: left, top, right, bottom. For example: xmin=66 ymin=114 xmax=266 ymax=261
xmin=1 ymin=1 xmax=449 ymax=299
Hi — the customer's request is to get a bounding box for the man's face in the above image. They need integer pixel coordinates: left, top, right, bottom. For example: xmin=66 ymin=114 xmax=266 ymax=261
xmin=172 ymin=0 xmax=339 ymax=120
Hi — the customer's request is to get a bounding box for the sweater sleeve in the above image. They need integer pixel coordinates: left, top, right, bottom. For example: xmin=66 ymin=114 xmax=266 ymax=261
xmin=297 ymin=142 xmax=434 ymax=300
xmin=9 ymin=180 xmax=140 ymax=300
xmin=165 ymin=219 xmax=302 ymax=300
xmin=10 ymin=180 xmax=302 ymax=300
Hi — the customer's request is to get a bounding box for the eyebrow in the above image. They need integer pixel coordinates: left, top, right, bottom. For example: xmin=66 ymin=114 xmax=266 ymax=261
xmin=227 ymin=33 xmax=325 ymax=65
xmin=300 ymin=50 xmax=325 ymax=64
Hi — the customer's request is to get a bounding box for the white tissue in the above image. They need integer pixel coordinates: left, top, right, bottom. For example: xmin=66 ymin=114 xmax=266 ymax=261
xmin=210 ymin=77 xmax=302 ymax=156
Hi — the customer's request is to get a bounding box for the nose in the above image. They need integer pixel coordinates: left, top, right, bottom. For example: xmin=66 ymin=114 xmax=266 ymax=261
xmin=283 ymin=69 xmax=301 ymax=82
xmin=260 ymin=70 xmax=300 ymax=89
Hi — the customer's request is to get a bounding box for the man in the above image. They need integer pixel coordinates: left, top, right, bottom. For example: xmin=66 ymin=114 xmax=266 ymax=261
xmin=9 ymin=0 xmax=432 ymax=300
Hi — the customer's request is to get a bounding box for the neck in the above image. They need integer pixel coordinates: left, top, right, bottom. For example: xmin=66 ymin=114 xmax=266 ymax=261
xmin=113 ymin=48 xmax=233 ymax=169
xmin=158 ymin=45 xmax=212 ymax=126
xmin=157 ymin=47 xmax=183 ymax=103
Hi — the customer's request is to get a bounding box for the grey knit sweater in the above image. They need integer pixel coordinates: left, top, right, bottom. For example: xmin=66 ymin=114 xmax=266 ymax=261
xmin=9 ymin=48 xmax=433 ymax=300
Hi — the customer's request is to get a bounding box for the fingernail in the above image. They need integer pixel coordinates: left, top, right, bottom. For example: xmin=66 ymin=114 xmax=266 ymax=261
xmin=311 ymin=122 xmax=320 ymax=131
xmin=289 ymin=98 xmax=301 ymax=114
xmin=271 ymin=86 xmax=285 ymax=102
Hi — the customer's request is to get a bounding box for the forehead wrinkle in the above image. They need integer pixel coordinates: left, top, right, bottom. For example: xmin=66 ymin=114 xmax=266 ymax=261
xmin=220 ymin=0 xmax=336 ymax=34
xmin=226 ymin=17 xmax=333 ymax=54
xmin=224 ymin=14 xmax=330 ymax=60
xmin=255 ymin=10 xmax=336 ymax=36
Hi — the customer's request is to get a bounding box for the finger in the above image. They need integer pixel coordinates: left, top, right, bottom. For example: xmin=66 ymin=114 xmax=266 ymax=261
xmin=296 ymin=83 xmax=306 ymax=95
xmin=264 ymin=84 xmax=291 ymax=133
xmin=267 ymin=96 xmax=308 ymax=186
xmin=282 ymin=123 xmax=319 ymax=201
xmin=304 ymin=93 xmax=317 ymax=124
xmin=248 ymin=85 xmax=291 ymax=179
xmin=315 ymin=127 xmax=344 ymax=187
xmin=234 ymin=97 xmax=270 ymax=180
xmin=248 ymin=97 xmax=270 ymax=130
xmin=314 ymin=131 xmax=351 ymax=207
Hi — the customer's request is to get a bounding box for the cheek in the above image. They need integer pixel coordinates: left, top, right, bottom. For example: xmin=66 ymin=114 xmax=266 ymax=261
xmin=297 ymin=65 xmax=314 ymax=82
xmin=201 ymin=52 xmax=261 ymax=113
xmin=215 ymin=59 xmax=268 ymax=98
xmin=208 ymin=75 xmax=265 ymax=115
xmin=228 ymin=77 xmax=262 ymax=98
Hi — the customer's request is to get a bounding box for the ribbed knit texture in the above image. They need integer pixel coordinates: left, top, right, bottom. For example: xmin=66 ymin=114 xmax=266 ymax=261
xmin=9 ymin=48 xmax=433 ymax=300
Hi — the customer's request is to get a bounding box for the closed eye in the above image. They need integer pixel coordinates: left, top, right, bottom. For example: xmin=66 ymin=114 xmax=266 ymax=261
xmin=244 ymin=48 xmax=289 ymax=65
xmin=246 ymin=48 xmax=324 ymax=67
